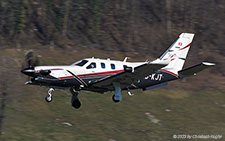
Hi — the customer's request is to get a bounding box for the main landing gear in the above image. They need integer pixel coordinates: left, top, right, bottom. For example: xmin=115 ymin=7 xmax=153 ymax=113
xmin=70 ymin=87 xmax=81 ymax=109
xmin=112 ymin=83 xmax=135 ymax=103
xmin=112 ymin=82 xmax=122 ymax=103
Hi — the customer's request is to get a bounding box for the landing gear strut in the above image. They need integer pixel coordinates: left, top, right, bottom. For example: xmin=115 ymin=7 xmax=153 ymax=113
xmin=112 ymin=82 xmax=122 ymax=103
xmin=70 ymin=87 xmax=81 ymax=109
xmin=45 ymin=88 xmax=54 ymax=102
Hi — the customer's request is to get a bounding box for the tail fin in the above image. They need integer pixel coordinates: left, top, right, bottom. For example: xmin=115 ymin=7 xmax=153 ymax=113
xmin=153 ymin=33 xmax=195 ymax=71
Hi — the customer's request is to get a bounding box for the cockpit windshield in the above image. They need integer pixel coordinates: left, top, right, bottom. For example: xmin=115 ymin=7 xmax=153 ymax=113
xmin=71 ymin=60 xmax=88 ymax=66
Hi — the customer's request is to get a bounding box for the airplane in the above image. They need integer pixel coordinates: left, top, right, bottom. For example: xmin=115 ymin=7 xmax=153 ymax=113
xmin=21 ymin=33 xmax=215 ymax=109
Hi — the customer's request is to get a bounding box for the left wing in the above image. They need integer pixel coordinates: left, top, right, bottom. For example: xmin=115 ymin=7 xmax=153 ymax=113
xmin=92 ymin=62 xmax=167 ymax=90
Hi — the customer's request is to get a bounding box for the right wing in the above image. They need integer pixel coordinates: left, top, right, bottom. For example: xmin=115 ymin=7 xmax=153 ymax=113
xmin=92 ymin=62 xmax=168 ymax=90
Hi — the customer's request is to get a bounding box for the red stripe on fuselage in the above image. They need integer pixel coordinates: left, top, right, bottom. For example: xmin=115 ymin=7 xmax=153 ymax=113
xmin=159 ymin=69 xmax=179 ymax=78
xmin=77 ymin=70 xmax=124 ymax=77
xmin=58 ymin=70 xmax=124 ymax=79
xmin=58 ymin=76 xmax=74 ymax=79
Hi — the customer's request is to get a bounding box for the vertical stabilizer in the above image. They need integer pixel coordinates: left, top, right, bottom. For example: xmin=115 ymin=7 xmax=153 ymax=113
xmin=155 ymin=33 xmax=195 ymax=71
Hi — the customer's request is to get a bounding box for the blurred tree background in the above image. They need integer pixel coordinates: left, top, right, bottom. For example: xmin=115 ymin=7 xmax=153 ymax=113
xmin=0 ymin=1 xmax=225 ymax=140
xmin=0 ymin=0 xmax=224 ymax=56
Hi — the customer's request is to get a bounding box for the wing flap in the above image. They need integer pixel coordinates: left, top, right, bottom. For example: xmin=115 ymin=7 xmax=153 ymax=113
xmin=178 ymin=62 xmax=215 ymax=78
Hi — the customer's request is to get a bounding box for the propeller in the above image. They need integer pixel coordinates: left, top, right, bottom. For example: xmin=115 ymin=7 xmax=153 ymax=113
xmin=21 ymin=49 xmax=41 ymax=77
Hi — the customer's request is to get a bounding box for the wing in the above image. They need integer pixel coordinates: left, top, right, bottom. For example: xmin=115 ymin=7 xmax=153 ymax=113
xmin=92 ymin=62 xmax=167 ymax=90
xmin=178 ymin=62 xmax=215 ymax=78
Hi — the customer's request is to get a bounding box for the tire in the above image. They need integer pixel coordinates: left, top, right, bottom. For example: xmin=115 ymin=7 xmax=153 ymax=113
xmin=72 ymin=100 xmax=81 ymax=109
xmin=45 ymin=96 xmax=52 ymax=103
xmin=112 ymin=95 xmax=120 ymax=103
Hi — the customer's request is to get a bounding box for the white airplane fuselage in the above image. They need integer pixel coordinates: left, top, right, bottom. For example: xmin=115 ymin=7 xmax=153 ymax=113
xmin=35 ymin=58 xmax=144 ymax=81
xmin=28 ymin=57 xmax=179 ymax=95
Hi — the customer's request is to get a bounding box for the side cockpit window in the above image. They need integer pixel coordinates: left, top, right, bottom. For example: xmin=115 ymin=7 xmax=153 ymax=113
xmin=86 ymin=62 xmax=96 ymax=69
xmin=72 ymin=60 xmax=88 ymax=66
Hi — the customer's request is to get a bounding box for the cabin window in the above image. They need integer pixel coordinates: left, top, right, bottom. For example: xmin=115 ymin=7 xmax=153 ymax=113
xmin=101 ymin=63 xmax=105 ymax=69
xmin=111 ymin=64 xmax=115 ymax=70
xmin=86 ymin=62 xmax=96 ymax=69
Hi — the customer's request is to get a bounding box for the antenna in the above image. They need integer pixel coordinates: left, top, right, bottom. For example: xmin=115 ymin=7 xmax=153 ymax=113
xmin=123 ymin=57 xmax=130 ymax=62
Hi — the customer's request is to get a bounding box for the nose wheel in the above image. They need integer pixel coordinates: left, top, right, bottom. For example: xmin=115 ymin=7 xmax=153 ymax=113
xmin=45 ymin=95 xmax=52 ymax=102
xmin=45 ymin=88 xmax=54 ymax=102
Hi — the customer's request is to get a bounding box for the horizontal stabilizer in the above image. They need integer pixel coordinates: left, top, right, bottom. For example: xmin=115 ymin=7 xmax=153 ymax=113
xmin=178 ymin=62 xmax=215 ymax=78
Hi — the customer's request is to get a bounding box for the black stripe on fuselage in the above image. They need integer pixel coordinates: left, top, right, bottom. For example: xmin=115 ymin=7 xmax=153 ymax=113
xmin=66 ymin=70 xmax=87 ymax=86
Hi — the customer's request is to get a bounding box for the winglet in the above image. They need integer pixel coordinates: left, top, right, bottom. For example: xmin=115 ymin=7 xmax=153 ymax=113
xmin=202 ymin=62 xmax=216 ymax=66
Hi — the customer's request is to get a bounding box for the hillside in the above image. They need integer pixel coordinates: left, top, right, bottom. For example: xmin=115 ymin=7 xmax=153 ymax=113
xmin=0 ymin=0 xmax=225 ymax=140
xmin=0 ymin=1 xmax=225 ymax=54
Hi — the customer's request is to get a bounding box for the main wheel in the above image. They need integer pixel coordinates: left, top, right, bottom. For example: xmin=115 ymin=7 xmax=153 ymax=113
xmin=112 ymin=95 xmax=120 ymax=103
xmin=45 ymin=96 xmax=52 ymax=103
xmin=72 ymin=100 xmax=81 ymax=109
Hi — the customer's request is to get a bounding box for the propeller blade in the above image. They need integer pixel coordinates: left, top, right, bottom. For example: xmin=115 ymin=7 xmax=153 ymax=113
xmin=33 ymin=54 xmax=41 ymax=66
xmin=21 ymin=49 xmax=41 ymax=79
xmin=25 ymin=49 xmax=34 ymax=68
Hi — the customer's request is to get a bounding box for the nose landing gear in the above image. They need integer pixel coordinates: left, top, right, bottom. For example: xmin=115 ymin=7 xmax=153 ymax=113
xmin=45 ymin=88 xmax=54 ymax=102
